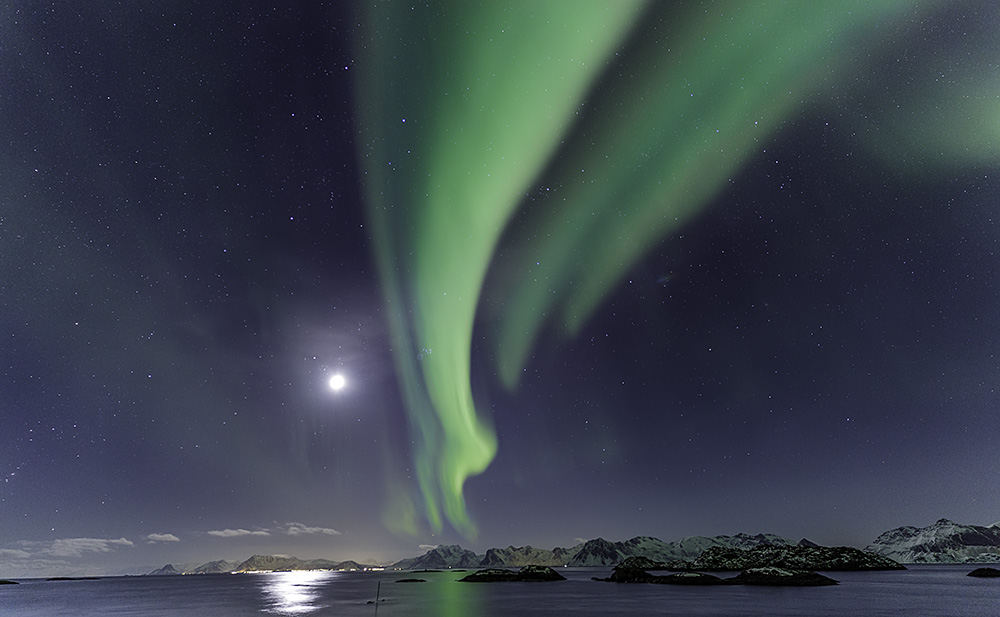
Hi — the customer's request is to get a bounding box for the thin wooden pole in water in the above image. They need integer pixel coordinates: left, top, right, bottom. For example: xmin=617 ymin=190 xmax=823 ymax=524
xmin=374 ymin=580 xmax=380 ymax=616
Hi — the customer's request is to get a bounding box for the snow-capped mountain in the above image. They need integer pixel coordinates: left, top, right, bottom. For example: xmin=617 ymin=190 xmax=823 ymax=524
xmin=388 ymin=533 xmax=802 ymax=569
xmin=389 ymin=544 xmax=483 ymax=570
xmin=564 ymin=534 xmax=822 ymax=566
xmin=565 ymin=534 xmax=796 ymax=566
xmin=479 ymin=544 xmax=582 ymax=567
xmin=865 ymin=519 xmax=1000 ymax=564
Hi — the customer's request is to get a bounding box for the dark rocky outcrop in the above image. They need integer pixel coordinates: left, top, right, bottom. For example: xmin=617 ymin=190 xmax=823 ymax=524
xmin=459 ymin=565 xmax=566 ymax=582
xmin=0 ymin=580 xmax=19 ymax=584
xmin=614 ymin=555 xmax=692 ymax=571
xmin=460 ymin=568 xmax=526 ymax=582
xmin=725 ymin=567 xmax=838 ymax=586
xmin=597 ymin=562 xmax=834 ymax=586
xmin=607 ymin=544 xmax=900 ymax=574
xmin=395 ymin=578 xmax=426 ymax=583
xmin=968 ymin=567 xmax=1000 ymax=578
xmin=616 ymin=556 xmax=668 ymax=571
xmin=692 ymin=545 xmax=905 ymax=571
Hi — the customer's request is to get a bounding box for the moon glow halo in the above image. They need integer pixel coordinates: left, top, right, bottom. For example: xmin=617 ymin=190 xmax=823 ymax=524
xmin=328 ymin=374 xmax=346 ymax=391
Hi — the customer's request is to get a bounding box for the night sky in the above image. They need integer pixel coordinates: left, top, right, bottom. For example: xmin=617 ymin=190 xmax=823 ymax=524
xmin=3 ymin=1 xmax=1000 ymax=577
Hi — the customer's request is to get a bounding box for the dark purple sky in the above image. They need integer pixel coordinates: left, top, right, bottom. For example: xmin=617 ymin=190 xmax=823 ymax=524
xmin=3 ymin=1 xmax=999 ymax=577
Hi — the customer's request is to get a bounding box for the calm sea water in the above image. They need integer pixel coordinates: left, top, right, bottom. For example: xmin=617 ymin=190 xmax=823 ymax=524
xmin=2 ymin=565 xmax=997 ymax=616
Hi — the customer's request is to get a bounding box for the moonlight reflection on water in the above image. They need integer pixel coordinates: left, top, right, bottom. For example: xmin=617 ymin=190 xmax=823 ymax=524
xmin=259 ymin=570 xmax=338 ymax=615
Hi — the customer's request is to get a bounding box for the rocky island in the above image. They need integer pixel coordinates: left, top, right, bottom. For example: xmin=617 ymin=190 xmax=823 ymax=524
xmin=596 ymin=556 xmax=840 ymax=587
xmin=458 ymin=565 xmax=566 ymax=582
xmin=690 ymin=544 xmax=905 ymax=571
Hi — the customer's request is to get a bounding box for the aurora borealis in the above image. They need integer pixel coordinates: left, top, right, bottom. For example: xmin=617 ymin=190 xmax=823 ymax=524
xmin=353 ymin=0 xmax=949 ymax=537
xmin=354 ymin=0 xmax=645 ymax=537
xmin=4 ymin=1 xmax=1000 ymax=577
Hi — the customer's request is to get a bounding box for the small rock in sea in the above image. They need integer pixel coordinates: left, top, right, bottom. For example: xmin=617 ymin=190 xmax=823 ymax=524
xmin=596 ymin=568 xmax=723 ymax=585
xmin=0 ymin=580 xmax=19 ymax=585
xmin=656 ymin=572 xmax=725 ymax=585
xmin=726 ymin=567 xmax=838 ymax=586
xmin=395 ymin=578 xmax=426 ymax=583
xmin=603 ymin=567 xmax=655 ymax=584
xmin=967 ymin=568 xmax=1000 ymax=578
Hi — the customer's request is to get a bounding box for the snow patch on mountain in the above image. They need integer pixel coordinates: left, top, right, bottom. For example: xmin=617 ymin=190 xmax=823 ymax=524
xmin=560 ymin=534 xmax=797 ymax=567
xmin=390 ymin=544 xmax=483 ymax=570
xmin=865 ymin=518 xmax=1000 ymax=564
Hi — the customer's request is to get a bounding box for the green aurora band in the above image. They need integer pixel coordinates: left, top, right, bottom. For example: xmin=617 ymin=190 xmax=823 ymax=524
xmin=352 ymin=1 xmax=963 ymax=536
xmin=355 ymin=0 xmax=646 ymax=535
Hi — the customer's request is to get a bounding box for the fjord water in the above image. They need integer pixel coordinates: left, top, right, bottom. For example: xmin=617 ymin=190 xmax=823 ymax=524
xmin=3 ymin=566 xmax=997 ymax=616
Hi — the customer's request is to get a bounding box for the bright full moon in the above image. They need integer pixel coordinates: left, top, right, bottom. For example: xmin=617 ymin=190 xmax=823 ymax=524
xmin=328 ymin=374 xmax=346 ymax=391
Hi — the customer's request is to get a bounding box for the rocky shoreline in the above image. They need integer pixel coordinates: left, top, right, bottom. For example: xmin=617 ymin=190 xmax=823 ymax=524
xmin=457 ymin=545 xmax=902 ymax=588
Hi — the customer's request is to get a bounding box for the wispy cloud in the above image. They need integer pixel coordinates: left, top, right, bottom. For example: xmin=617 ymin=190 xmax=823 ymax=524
xmin=146 ymin=533 xmax=180 ymax=543
xmin=207 ymin=528 xmax=270 ymax=538
xmin=419 ymin=544 xmax=439 ymax=551
xmin=0 ymin=556 xmax=72 ymax=575
xmin=283 ymin=522 xmax=341 ymax=536
xmin=0 ymin=548 xmax=31 ymax=559
xmin=46 ymin=537 xmax=134 ymax=558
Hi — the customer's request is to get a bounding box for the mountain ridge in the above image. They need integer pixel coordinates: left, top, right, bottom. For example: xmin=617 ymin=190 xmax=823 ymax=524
xmin=144 ymin=531 xmax=841 ymax=575
xmin=149 ymin=517 xmax=1000 ymax=576
xmin=865 ymin=518 xmax=1000 ymax=564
